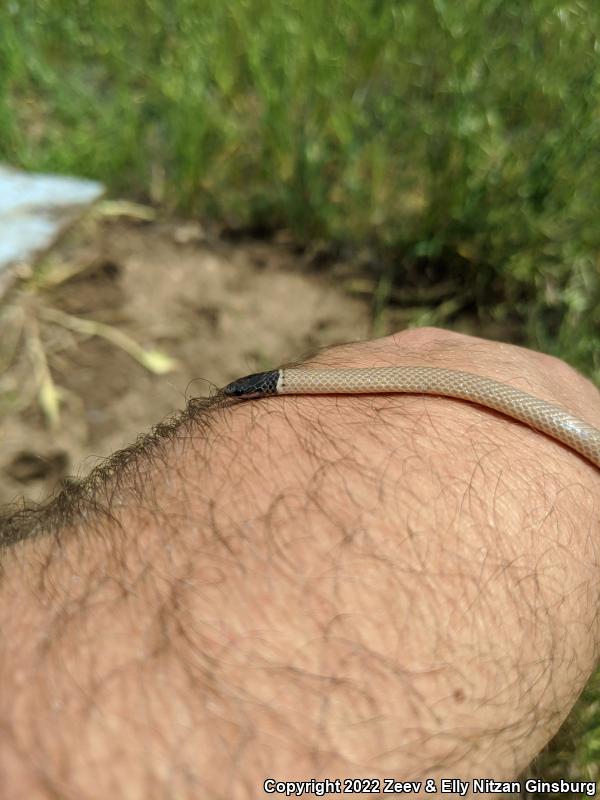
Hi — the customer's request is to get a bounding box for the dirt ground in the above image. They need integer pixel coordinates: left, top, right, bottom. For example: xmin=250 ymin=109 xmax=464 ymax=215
xmin=1 ymin=213 xmax=374 ymax=507
xmin=0 ymin=212 xmax=523 ymax=509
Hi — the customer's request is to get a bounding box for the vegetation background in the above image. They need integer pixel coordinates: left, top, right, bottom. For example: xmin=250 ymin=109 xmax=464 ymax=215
xmin=1 ymin=0 xmax=599 ymax=785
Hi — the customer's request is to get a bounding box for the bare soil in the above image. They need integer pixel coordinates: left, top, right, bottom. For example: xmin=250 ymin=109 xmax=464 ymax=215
xmin=1 ymin=215 xmax=373 ymax=507
xmin=0 ymin=213 xmax=524 ymax=509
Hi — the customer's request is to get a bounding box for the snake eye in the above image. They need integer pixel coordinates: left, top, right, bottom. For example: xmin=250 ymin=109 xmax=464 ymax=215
xmin=224 ymin=385 xmax=242 ymax=396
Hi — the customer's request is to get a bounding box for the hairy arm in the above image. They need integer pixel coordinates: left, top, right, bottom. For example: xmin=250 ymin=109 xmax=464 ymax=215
xmin=1 ymin=328 xmax=599 ymax=798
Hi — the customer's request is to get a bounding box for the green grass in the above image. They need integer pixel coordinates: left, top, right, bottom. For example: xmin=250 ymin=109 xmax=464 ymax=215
xmin=1 ymin=0 xmax=600 ymax=782
xmin=1 ymin=0 xmax=599 ymax=381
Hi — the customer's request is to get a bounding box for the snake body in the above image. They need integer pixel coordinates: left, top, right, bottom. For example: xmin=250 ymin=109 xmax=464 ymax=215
xmin=223 ymin=367 xmax=600 ymax=469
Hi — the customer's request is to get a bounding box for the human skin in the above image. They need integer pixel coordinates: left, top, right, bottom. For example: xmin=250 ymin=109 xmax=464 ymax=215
xmin=0 ymin=327 xmax=599 ymax=798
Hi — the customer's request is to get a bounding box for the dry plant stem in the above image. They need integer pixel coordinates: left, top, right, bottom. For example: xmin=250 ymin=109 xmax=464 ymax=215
xmin=25 ymin=317 xmax=60 ymax=429
xmin=40 ymin=306 xmax=178 ymax=374
xmin=0 ymin=305 xmax=25 ymax=373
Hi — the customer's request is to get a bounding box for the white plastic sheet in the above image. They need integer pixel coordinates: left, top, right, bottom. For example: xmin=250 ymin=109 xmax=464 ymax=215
xmin=0 ymin=165 xmax=104 ymax=297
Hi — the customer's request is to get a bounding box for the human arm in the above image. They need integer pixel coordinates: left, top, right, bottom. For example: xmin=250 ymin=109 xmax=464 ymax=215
xmin=1 ymin=327 xmax=599 ymax=798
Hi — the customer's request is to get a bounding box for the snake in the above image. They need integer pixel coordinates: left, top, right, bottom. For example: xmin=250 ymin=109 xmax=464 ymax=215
xmin=223 ymin=366 xmax=600 ymax=470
